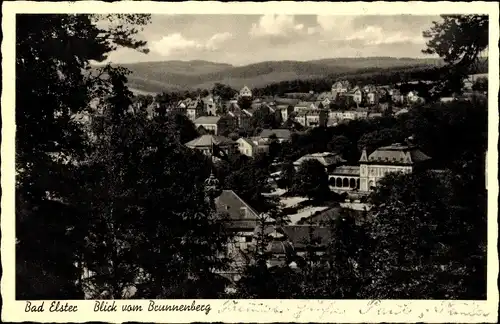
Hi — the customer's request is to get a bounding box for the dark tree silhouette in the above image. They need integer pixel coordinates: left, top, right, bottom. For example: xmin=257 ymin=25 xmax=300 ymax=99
xmin=422 ymin=15 xmax=488 ymax=96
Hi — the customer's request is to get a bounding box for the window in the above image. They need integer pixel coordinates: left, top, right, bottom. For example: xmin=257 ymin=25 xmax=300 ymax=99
xmin=245 ymin=236 xmax=252 ymax=243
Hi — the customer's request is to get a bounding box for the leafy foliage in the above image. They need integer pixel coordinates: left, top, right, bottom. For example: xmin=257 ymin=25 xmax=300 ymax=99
xmin=360 ymin=170 xmax=486 ymax=299
xmin=292 ymin=159 xmax=331 ymax=201
xmin=16 ymin=13 xmax=150 ymax=300
xmin=15 ymin=14 xmax=231 ymax=300
xmin=422 ymin=15 xmax=488 ymax=96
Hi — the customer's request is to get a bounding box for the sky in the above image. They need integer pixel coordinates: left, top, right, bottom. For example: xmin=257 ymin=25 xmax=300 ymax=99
xmin=106 ymin=14 xmax=441 ymax=66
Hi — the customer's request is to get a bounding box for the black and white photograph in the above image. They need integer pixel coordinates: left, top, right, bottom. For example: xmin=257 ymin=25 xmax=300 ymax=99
xmin=2 ymin=1 xmax=498 ymax=322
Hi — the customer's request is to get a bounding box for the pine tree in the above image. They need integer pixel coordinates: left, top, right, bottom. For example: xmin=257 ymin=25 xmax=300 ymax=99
xmin=16 ymin=13 xmax=151 ymax=300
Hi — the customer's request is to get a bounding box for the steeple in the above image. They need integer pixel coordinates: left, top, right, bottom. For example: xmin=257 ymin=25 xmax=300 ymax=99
xmin=204 ymin=134 xmax=222 ymax=207
xmin=204 ymin=170 xmax=221 ymax=208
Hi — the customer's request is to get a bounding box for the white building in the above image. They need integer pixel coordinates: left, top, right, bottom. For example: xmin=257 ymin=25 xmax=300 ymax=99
xmin=239 ymin=85 xmax=252 ymax=98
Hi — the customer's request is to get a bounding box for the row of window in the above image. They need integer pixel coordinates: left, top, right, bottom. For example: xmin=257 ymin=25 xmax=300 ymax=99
xmin=329 ymin=177 xmax=360 ymax=189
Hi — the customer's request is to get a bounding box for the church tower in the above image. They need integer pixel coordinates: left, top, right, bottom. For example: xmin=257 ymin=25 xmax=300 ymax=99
xmin=203 ymin=170 xmax=222 ymax=210
xmin=359 ymin=147 xmax=369 ymax=191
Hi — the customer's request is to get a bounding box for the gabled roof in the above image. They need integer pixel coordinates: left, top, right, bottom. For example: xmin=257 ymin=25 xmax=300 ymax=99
xmin=194 ymin=116 xmax=221 ymax=124
xmin=259 ymin=129 xmax=291 ymax=140
xmin=331 ymin=165 xmax=360 ymax=176
xmin=240 ymin=85 xmax=252 ymax=93
xmin=361 ymin=143 xmax=431 ymax=164
xmin=349 ymin=86 xmax=362 ymax=94
xmin=237 ymin=137 xmax=257 ymax=148
xmin=187 ymin=99 xmax=202 ymax=109
xmin=296 ymin=207 xmax=343 ymax=225
xmin=215 ymin=190 xmax=259 ymax=228
xmin=281 ymin=225 xmax=332 ymax=249
xmin=185 ymin=134 xmax=235 ymax=147
xmin=294 ymin=152 xmax=345 ymax=167
xmin=274 ymin=98 xmax=301 ymax=106
xmin=332 ymin=80 xmax=351 ymax=89
xmin=295 ymin=101 xmax=316 ymax=108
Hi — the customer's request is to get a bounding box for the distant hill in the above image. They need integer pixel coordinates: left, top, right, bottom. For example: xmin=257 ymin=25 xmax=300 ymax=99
xmin=103 ymin=57 xmax=448 ymax=94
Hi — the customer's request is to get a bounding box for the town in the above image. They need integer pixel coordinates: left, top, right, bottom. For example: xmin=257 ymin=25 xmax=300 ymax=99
xmin=14 ymin=12 xmax=489 ymax=302
xmin=121 ymin=74 xmax=487 ymax=289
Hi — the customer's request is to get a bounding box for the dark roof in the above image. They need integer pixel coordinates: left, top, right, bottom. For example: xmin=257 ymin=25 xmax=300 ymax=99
xmin=294 ymin=152 xmax=345 ymax=167
xmin=363 ymin=143 xmax=431 ymax=164
xmin=259 ymin=129 xmax=291 ymax=140
xmin=194 ymin=116 xmax=221 ymax=124
xmin=281 ymin=225 xmax=332 ymax=249
xmin=185 ymin=134 xmax=236 ymax=147
xmin=274 ymin=98 xmax=301 ymax=106
xmin=215 ymin=190 xmax=259 ymax=223
xmin=331 ymin=165 xmax=360 ymax=176
xmin=224 ymin=220 xmax=258 ymax=230
xmin=266 ymin=240 xmax=295 ymax=255
xmin=296 ymin=207 xmax=348 ymax=226
xmin=187 ymin=99 xmax=202 ymax=109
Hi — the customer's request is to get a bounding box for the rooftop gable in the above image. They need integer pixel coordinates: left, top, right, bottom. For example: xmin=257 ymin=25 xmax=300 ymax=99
xmin=259 ymin=129 xmax=291 ymax=140
xmin=194 ymin=116 xmax=221 ymax=124
xmin=215 ymin=190 xmax=259 ymax=222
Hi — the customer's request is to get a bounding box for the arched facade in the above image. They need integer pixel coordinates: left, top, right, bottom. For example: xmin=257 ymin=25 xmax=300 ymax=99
xmin=329 ymin=175 xmax=360 ymax=191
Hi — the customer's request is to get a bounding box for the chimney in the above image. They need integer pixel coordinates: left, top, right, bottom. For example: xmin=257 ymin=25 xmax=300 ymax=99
xmin=240 ymin=207 xmax=248 ymax=219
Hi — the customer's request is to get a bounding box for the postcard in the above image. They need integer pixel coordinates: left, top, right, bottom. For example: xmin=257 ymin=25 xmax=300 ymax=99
xmin=1 ymin=1 xmax=499 ymax=323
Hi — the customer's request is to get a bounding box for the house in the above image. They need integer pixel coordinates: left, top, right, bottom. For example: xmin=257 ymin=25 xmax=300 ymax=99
xmin=331 ymin=80 xmax=351 ymax=94
xmin=216 ymin=190 xmax=260 ymax=246
xmin=215 ymin=190 xmax=261 ymax=279
xmin=366 ymin=91 xmax=379 ymax=105
xmin=293 ymin=152 xmax=345 ymax=173
xmin=390 ymin=89 xmax=404 ymax=104
xmin=293 ymin=101 xmax=317 ymax=113
xmin=259 ymin=129 xmax=292 ymax=143
xmin=363 ymin=84 xmax=377 ymax=93
xmin=236 ymin=137 xmax=269 ymax=157
xmin=202 ymin=95 xmax=221 ymax=116
xmin=294 ymin=110 xmax=327 ymax=128
xmin=276 ymin=104 xmax=293 ymax=122
xmin=228 ymin=109 xmax=251 ymax=129
xmin=359 ymin=143 xmax=431 ymax=191
xmin=317 ymin=92 xmax=336 ymax=105
xmin=194 ymin=116 xmax=233 ymax=135
xmin=378 ymin=88 xmax=390 ymax=101
xmin=329 ymin=165 xmax=361 ymax=191
xmin=281 ymin=225 xmax=332 ymax=258
xmin=170 ymin=99 xmax=189 ymax=115
xmin=348 ymin=86 xmax=363 ymax=105
xmin=250 ymin=102 xmax=262 ymax=111
xmin=274 ymin=98 xmax=301 ymax=107
xmin=239 ymin=85 xmax=252 ymax=98
xmin=185 ymin=134 xmax=238 ymax=157
xmin=296 ymin=206 xmax=343 ymax=226
xmin=394 ymin=108 xmax=409 ymax=116
xmin=354 ymin=108 xmax=369 ymax=119
xmin=368 ymin=112 xmax=383 ymax=119
xmin=440 ymin=96 xmax=457 ymax=103
xmin=186 ymin=97 xmax=205 ymax=122
xmin=406 ymin=91 xmax=420 ymax=103
xmin=284 ymin=92 xmax=316 ymax=100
